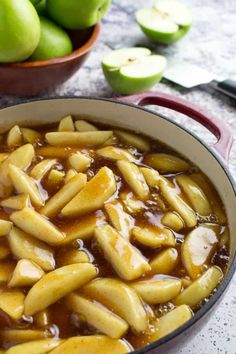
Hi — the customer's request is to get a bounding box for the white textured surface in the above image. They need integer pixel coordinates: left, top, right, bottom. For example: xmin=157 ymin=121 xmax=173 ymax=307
xmin=0 ymin=0 xmax=236 ymax=353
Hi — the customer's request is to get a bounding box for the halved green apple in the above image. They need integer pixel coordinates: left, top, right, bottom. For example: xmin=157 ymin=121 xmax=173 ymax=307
xmin=136 ymin=0 xmax=192 ymax=44
xmin=102 ymin=47 xmax=167 ymax=94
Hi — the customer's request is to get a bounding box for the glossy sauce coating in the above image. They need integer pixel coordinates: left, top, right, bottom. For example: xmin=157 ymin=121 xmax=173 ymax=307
xmin=0 ymin=119 xmax=229 ymax=352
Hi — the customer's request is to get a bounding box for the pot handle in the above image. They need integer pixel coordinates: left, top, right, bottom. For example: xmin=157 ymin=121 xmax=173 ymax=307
xmin=117 ymin=91 xmax=233 ymax=162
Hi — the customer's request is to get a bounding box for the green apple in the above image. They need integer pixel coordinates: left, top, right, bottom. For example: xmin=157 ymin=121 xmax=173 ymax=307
xmin=0 ymin=0 xmax=40 ymax=63
xmin=30 ymin=17 xmax=73 ymax=61
xmin=136 ymin=0 xmax=192 ymax=44
xmin=102 ymin=47 xmax=167 ymax=94
xmin=30 ymin=0 xmax=41 ymax=4
xmin=46 ymin=0 xmax=111 ymax=30
xmin=35 ymin=0 xmax=47 ymax=15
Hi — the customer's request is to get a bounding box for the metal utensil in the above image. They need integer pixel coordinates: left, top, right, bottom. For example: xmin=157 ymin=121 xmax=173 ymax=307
xmin=163 ymin=61 xmax=236 ymax=100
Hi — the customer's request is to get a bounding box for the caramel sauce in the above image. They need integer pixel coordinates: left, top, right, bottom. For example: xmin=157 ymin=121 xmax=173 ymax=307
xmin=0 ymin=122 xmax=229 ymax=351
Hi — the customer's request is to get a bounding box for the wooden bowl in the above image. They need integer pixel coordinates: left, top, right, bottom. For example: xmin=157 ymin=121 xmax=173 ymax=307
xmin=0 ymin=24 xmax=100 ymax=97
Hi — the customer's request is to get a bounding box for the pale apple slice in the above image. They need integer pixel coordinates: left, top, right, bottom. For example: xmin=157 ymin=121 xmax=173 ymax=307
xmin=1 ymin=329 xmax=49 ymax=344
xmin=40 ymin=173 xmax=87 ymax=217
xmin=175 ymin=174 xmax=212 ymax=216
xmin=161 ymin=211 xmax=184 ymax=232
xmin=61 ymin=167 xmax=116 ymax=217
xmin=144 ymin=153 xmax=190 ymax=173
xmin=24 ymin=263 xmax=97 ymax=316
xmin=0 ymin=220 xmax=12 ymax=236
xmin=0 ymin=290 xmax=25 ymax=320
xmin=96 ymin=146 xmax=136 ymax=162
xmin=45 ymin=131 xmax=113 ymax=146
xmin=0 ymin=194 xmax=30 ymax=211
xmin=131 ymin=277 xmax=182 ymax=304
xmin=136 ymin=0 xmax=192 ymax=44
xmin=95 ymin=225 xmax=150 ymax=280
xmin=5 ymin=339 xmax=63 ymax=354
xmin=58 ymin=115 xmax=75 ymax=132
xmin=156 ymin=305 xmax=193 ymax=339
xmin=102 ymin=47 xmax=166 ymax=94
xmin=132 ymin=225 xmax=176 ymax=248
xmin=181 ymin=224 xmax=219 ymax=279
xmin=8 ymin=259 xmax=44 ymax=288
xmin=8 ymin=227 xmax=55 ymax=271
xmin=66 ymin=293 xmax=128 ymax=339
xmin=49 ymin=336 xmax=132 ymax=354
xmin=174 ymin=266 xmax=223 ymax=307
xmin=149 ymin=247 xmax=179 ymax=274
xmin=117 ymin=160 xmax=149 ymax=200
xmin=10 ymin=208 xmax=65 ymax=245
xmin=104 ymin=201 xmax=134 ymax=239
xmin=82 ymin=278 xmax=148 ymax=333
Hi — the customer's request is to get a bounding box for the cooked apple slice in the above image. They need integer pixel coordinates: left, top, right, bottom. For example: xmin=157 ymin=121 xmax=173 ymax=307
xmin=68 ymin=152 xmax=91 ymax=172
xmin=65 ymin=169 xmax=78 ymax=183
xmin=0 ymin=220 xmax=12 ymax=236
xmin=176 ymin=174 xmax=212 ymax=216
xmin=36 ymin=146 xmax=78 ymax=159
xmin=144 ymin=153 xmax=190 ymax=173
xmin=21 ymin=128 xmax=42 ymax=144
xmin=8 ymin=165 xmax=44 ymax=207
xmin=95 ymin=225 xmax=150 ymax=280
xmin=0 ymin=153 xmax=9 ymax=163
xmin=47 ymin=169 xmax=65 ymax=185
xmin=40 ymin=173 xmax=87 ymax=217
xmin=49 ymin=336 xmax=132 ymax=354
xmin=132 ymin=225 xmax=176 ymax=248
xmin=75 ymin=120 xmax=98 ymax=132
xmin=8 ymin=227 xmax=55 ymax=271
xmin=181 ymin=225 xmax=219 ymax=279
xmin=58 ymin=115 xmax=74 ymax=132
xmin=5 ymin=339 xmax=63 ymax=354
xmin=8 ymin=259 xmax=44 ymax=288
xmin=131 ymin=277 xmax=181 ymax=304
xmin=156 ymin=305 xmax=192 ymax=340
xmin=96 ymin=146 xmax=136 ymax=162
xmin=30 ymin=159 xmax=57 ymax=180
xmin=60 ymin=213 xmax=105 ymax=245
xmin=0 ymin=261 xmax=16 ymax=283
xmin=102 ymin=48 xmax=166 ymax=95
xmin=34 ymin=310 xmax=50 ymax=328
xmin=120 ymin=191 xmax=145 ymax=214
xmin=190 ymin=173 xmax=227 ymax=224
xmin=45 ymin=131 xmax=113 ymax=146
xmin=136 ymin=0 xmax=192 ymax=44
xmin=1 ymin=329 xmax=49 ymax=344
xmin=115 ymin=130 xmax=150 ymax=152
xmin=140 ymin=167 xmax=160 ymax=187
xmin=159 ymin=181 xmax=197 ymax=228
xmin=60 ymin=250 xmax=91 ymax=266
xmin=82 ymin=278 xmax=148 ymax=332
xmin=104 ymin=202 xmax=134 ymax=239
xmin=117 ymin=160 xmax=149 ymax=200
xmin=174 ymin=266 xmax=223 ymax=307
xmin=7 ymin=125 xmax=22 ymax=147
xmin=0 ymin=144 xmax=34 ymax=198
xmin=61 ymin=167 xmax=116 ymax=217
xmin=10 ymin=208 xmax=65 ymax=246
xmin=149 ymin=247 xmax=179 ymax=274
xmin=24 ymin=263 xmax=97 ymax=316
xmin=0 ymin=290 xmax=25 ymax=320
xmin=66 ymin=294 xmax=128 ymax=339
xmin=161 ymin=211 xmax=184 ymax=232
xmin=0 ymin=194 xmax=30 ymax=210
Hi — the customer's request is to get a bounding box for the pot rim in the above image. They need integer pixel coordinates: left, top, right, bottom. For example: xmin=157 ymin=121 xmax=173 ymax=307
xmin=1 ymin=95 xmax=236 ymax=353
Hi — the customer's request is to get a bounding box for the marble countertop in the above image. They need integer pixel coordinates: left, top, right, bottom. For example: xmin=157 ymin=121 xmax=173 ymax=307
xmin=0 ymin=0 xmax=236 ymax=353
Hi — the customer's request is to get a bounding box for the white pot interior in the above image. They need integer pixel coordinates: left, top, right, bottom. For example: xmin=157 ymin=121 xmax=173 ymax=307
xmin=1 ymin=98 xmax=235 ymax=267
